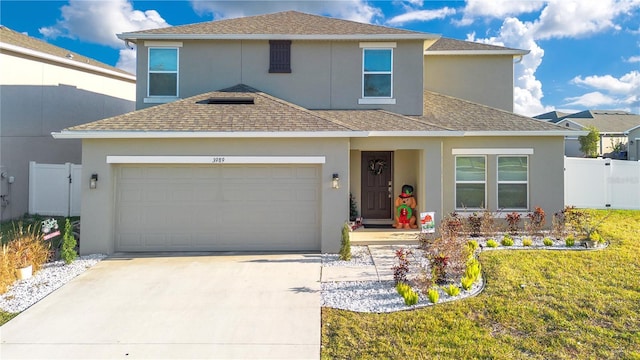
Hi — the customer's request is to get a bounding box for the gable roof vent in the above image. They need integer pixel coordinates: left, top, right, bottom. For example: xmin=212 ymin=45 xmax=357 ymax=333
xmin=198 ymin=97 xmax=255 ymax=105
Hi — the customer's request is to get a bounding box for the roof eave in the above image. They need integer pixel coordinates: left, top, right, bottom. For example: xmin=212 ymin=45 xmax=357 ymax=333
xmin=52 ymin=130 xmax=368 ymax=139
xmin=425 ymin=49 xmax=530 ymax=56
xmin=367 ymin=131 xmax=462 ymax=137
xmin=462 ymin=130 xmax=588 ymax=137
xmin=117 ymin=33 xmax=437 ymax=41
xmin=0 ymin=42 xmax=136 ymax=81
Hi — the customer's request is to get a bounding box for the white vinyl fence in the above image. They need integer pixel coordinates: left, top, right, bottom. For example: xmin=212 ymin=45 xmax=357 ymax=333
xmin=564 ymin=157 xmax=640 ymax=210
xmin=28 ymin=162 xmax=82 ymax=217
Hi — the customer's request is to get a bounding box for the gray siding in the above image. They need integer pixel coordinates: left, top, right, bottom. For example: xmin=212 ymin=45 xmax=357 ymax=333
xmin=137 ymin=39 xmax=424 ymax=115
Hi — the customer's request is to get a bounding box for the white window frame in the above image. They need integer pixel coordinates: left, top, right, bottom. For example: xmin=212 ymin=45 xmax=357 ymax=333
xmin=147 ymin=46 xmax=180 ymax=100
xmin=454 ymin=155 xmax=486 ymax=210
xmin=359 ymin=43 xmax=396 ymax=105
xmin=496 ymin=155 xmax=529 ymax=210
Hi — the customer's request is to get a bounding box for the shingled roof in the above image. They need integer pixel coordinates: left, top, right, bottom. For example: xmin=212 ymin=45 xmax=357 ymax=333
xmin=560 ymin=110 xmax=640 ymax=133
xmin=59 ymin=85 xmax=575 ymax=138
xmin=65 ymin=85 xmax=355 ymax=133
xmin=425 ymin=37 xmax=529 ymax=55
xmin=0 ymin=25 xmax=133 ymax=77
xmin=118 ymin=11 xmax=435 ymax=41
xmin=416 ymin=91 xmax=572 ymax=133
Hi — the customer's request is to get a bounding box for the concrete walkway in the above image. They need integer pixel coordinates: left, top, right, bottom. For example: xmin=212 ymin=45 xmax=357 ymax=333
xmin=1 ymin=253 xmax=321 ymax=360
xmin=321 ymin=245 xmax=407 ymax=282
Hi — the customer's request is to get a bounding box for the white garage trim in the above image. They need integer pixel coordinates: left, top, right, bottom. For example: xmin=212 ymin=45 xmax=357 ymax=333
xmin=107 ymin=155 xmax=326 ymax=164
xmin=452 ymin=148 xmax=534 ymax=155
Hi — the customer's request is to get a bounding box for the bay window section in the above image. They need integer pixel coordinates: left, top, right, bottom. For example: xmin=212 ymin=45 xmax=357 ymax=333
xmin=455 ymin=156 xmax=486 ymax=209
xmin=148 ymin=47 xmax=178 ymax=97
xmin=497 ymin=156 xmax=528 ymax=209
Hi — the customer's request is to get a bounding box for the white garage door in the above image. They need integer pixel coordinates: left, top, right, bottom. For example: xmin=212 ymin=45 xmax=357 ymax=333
xmin=115 ymin=164 xmax=320 ymax=252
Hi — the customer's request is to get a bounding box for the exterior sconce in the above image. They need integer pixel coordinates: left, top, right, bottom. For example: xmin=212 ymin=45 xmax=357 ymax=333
xmin=332 ymin=173 xmax=340 ymax=189
xmin=90 ymin=174 xmax=98 ymax=189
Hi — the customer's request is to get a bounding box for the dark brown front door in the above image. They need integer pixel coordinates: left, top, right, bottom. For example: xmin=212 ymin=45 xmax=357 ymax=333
xmin=361 ymin=151 xmax=393 ymax=220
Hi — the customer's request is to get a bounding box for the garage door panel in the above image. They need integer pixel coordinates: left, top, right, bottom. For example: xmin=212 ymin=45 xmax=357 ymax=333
xmin=116 ymin=164 xmax=320 ymax=252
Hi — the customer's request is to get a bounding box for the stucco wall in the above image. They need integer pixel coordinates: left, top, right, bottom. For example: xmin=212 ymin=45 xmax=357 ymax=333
xmin=79 ymin=137 xmax=349 ymax=255
xmin=440 ymin=136 xmax=565 ymax=215
xmin=628 ymin=128 xmax=640 ymax=161
xmin=136 ymin=39 xmax=424 ymax=115
xmin=424 ymin=55 xmax=514 ymax=111
xmin=0 ymin=51 xmax=135 ymax=220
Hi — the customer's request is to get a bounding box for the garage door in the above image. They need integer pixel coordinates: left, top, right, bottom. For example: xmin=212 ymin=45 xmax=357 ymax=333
xmin=115 ymin=164 xmax=320 ymax=252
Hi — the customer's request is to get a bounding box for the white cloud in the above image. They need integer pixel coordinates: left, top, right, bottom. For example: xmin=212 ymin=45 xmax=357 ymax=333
xmin=189 ymin=0 xmax=382 ymax=23
xmin=40 ymin=0 xmax=170 ymax=73
xmin=567 ymin=71 xmax=640 ymax=112
xmin=465 ymin=1 xmax=640 ymax=116
xmin=564 ymin=92 xmax=617 ymax=107
xmin=457 ymin=0 xmax=544 ymax=26
xmin=627 ymin=55 xmax=640 ymax=62
xmin=387 ymin=8 xmax=456 ymax=25
xmin=115 ymin=48 xmax=137 ymax=75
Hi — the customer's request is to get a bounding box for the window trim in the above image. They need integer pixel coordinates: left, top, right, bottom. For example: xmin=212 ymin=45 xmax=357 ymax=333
xmin=455 ymin=155 xmax=487 ymax=210
xmin=269 ymin=40 xmax=292 ymax=74
xmin=360 ymin=47 xmax=394 ymax=103
xmin=496 ymin=155 xmax=529 ymax=210
xmin=147 ymin=46 xmax=179 ymax=98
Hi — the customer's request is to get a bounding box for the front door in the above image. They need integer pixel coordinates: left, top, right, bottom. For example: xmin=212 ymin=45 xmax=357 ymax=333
xmin=361 ymin=151 xmax=393 ymax=221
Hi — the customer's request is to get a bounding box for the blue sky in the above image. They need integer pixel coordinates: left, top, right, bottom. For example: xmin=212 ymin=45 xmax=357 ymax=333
xmin=1 ymin=0 xmax=638 ymax=116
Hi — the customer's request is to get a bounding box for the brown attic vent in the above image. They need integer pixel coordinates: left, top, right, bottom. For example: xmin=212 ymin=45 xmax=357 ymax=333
xmin=197 ymin=97 xmax=255 ymax=104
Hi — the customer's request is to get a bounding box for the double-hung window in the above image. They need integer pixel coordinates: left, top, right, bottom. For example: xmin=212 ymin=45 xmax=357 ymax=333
xmin=497 ymin=156 xmax=528 ymax=209
xmin=148 ymin=47 xmax=179 ymax=97
xmin=359 ymin=43 xmax=395 ymax=104
xmin=455 ymin=156 xmax=486 ymax=209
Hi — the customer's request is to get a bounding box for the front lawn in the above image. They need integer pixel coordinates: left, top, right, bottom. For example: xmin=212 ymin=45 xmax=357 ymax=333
xmin=321 ymin=209 xmax=640 ymax=359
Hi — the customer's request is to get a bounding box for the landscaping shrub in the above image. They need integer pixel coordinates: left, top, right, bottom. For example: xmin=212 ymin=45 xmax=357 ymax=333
xmin=525 ymin=206 xmax=546 ymax=235
xmin=60 ymin=218 xmax=77 ymax=264
xmin=480 ymin=211 xmax=498 ymax=239
xmin=441 ymin=212 xmax=464 ymax=239
xmin=339 ymin=223 xmax=351 ymax=261
xmin=565 ymin=235 xmax=575 ymax=247
xmin=443 ymin=283 xmax=460 ymax=297
xmin=0 ymin=244 xmax=16 ymax=294
xmin=7 ymin=223 xmax=50 ymax=273
xmin=486 ymin=238 xmax=499 ymax=248
xmin=427 ymin=287 xmax=439 ymax=304
xmin=501 ymin=234 xmax=514 ymax=247
xmin=460 ymin=275 xmax=474 ymax=290
xmin=506 ymin=212 xmax=521 ymax=234
xmin=543 ymin=237 xmax=554 ymax=246
xmin=522 ymin=237 xmax=533 ymax=247
xmin=396 ymin=282 xmax=419 ymax=306
xmin=429 ymin=253 xmax=449 ymax=285
xmin=392 ymin=248 xmax=412 ymax=284
xmin=466 ymin=240 xmax=479 ymax=253
xmin=465 ymin=258 xmax=481 ymax=283
xmin=466 ymin=212 xmax=482 ymax=237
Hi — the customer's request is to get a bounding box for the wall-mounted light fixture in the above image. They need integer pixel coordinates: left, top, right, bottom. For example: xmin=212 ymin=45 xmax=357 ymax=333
xmin=90 ymin=174 xmax=98 ymax=189
xmin=332 ymin=173 xmax=340 ymax=189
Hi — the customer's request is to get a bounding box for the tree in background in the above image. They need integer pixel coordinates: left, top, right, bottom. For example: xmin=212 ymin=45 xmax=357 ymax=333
xmin=579 ymin=126 xmax=600 ymax=158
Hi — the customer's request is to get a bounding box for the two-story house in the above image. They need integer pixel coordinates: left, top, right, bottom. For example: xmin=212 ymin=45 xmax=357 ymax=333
xmin=53 ymin=11 xmax=576 ymax=255
xmin=0 ymin=26 xmax=136 ymax=221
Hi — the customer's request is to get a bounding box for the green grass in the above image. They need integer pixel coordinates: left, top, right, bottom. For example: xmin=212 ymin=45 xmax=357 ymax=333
xmin=322 ymin=210 xmax=640 ymax=359
xmin=0 ymin=310 xmax=17 ymax=325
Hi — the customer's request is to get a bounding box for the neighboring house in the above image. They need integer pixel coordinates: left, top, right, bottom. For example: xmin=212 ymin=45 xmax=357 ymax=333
xmin=535 ymin=110 xmax=640 ymax=159
xmin=0 ymin=26 xmax=136 ymax=221
xmin=53 ymin=11 xmax=576 ymax=255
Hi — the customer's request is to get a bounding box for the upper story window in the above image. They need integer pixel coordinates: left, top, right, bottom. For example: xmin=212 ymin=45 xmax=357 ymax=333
xmin=148 ymin=47 xmax=179 ymax=97
xmin=269 ymin=40 xmax=291 ymax=73
xmin=497 ymin=156 xmax=529 ymax=210
xmin=359 ymin=43 xmax=396 ymax=105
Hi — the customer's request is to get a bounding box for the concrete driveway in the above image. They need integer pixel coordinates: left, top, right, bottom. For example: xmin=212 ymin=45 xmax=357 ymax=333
xmin=0 ymin=252 xmax=321 ymax=359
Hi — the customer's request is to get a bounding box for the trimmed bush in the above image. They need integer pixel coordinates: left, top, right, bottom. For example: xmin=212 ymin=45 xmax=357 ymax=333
xmin=461 ymin=276 xmax=474 ymax=290
xmin=486 ymin=239 xmax=499 ymax=248
xmin=427 ymin=287 xmax=439 ymax=304
xmin=501 ymin=235 xmax=514 ymax=247
xmin=543 ymin=237 xmax=554 ymax=246
xmin=443 ymin=283 xmax=460 ymax=297
xmin=396 ymin=282 xmax=419 ymax=306
xmin=466 ymin=240 xmax=479 ymax=253
xmin=60 ymin=219 xmax=77 ymax=265
xmin=566 ymin=235 xmax=575 ymax=247
xmin=339 ymin=223 xmax=351 ymax=261
xmin=465 ymin=259 xmax=481 ymax=282
xmin=522 ymin=237 xmax=533 ymax=247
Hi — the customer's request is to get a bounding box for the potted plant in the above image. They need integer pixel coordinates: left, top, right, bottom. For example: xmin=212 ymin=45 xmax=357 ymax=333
xmin=11 ymin=239 xmax=33 ymax=280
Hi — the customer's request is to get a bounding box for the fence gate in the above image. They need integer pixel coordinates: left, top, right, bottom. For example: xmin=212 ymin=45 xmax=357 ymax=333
xmin=28 ymin=162 xmax=82 ymax=216
xmin=564 ymin=157 xmax=640 ymax=210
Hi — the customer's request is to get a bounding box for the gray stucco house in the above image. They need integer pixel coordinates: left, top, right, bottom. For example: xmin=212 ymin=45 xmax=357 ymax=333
xmin=0 ymin=26 xmax=135 ymax=221
xmin=53 ymin=11 xmax=576 ymax=254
